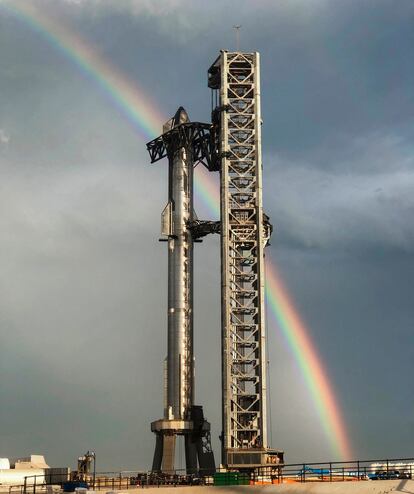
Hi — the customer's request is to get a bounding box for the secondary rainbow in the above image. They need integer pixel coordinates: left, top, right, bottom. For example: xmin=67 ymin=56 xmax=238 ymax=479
xmin=1 ymin=1 xmax=352 ymax=460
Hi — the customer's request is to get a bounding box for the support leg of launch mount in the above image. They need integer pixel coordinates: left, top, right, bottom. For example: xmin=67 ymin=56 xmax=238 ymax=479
xmin=151 ymin=411 xmax=215 ymax=475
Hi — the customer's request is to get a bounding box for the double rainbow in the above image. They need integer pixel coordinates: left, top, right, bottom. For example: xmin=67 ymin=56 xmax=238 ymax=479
xmin=1 ymin=1 xmax=352 ymax=460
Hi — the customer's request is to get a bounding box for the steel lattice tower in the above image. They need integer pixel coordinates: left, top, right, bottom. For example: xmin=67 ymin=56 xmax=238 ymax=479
xmin=208 ymin=51 xmax=283 ymax=469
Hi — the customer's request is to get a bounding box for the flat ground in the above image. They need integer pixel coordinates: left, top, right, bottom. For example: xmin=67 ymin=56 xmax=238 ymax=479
xmin=112 ymin=479 xmax=414 ymax=493
xmin=1 ymin=481 xmax=412 ymax=494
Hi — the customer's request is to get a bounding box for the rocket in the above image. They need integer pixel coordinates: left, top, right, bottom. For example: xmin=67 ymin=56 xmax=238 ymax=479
xmin=163 ymin=107 xmax=194 ymax=421
xmin=146 ymin=108 xmax=215 ymax=475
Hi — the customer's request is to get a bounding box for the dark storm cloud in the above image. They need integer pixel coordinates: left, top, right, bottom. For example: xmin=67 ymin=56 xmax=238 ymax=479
xmin=0 ymin=0 xmax=413 ymax=469
xmin=264 ymin=131 xmax=414 ymax=253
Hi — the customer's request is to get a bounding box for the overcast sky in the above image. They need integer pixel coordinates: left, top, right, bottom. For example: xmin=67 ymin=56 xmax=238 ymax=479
xmin=0 ymin=0 xmax=413 ymax=471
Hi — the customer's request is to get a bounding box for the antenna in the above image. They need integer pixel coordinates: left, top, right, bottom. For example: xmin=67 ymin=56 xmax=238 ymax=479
xmin=233 ymin=25 xmax=241 ymax=51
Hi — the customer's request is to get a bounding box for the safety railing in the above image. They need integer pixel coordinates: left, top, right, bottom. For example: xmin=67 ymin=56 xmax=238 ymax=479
xmin=16 ymin=457 xmax=414 ymax=491
xmin=258 ymin=458 xmax=414 ymax=485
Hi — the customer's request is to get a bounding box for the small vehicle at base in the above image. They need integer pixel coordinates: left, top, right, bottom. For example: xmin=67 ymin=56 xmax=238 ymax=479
xmin=368 ymin=470 xmax=402 ymax=480
xmin=296 ymin=466 xmax=331 ymax=479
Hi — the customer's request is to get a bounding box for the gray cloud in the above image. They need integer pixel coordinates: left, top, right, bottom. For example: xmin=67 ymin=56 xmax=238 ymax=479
xmin=0 ymin=0 xmax=413 ymax=471
xmin=265 ymin=132 xmax=414 ymax=253
xmin=0 ymin=128 xmax=10 ymax=144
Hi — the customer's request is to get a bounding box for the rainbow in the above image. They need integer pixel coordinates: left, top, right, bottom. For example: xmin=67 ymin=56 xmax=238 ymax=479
xmin=265 ymin=263 xmax=352 ymax=460
xmin=1 ymin=1 xmax=352 ymax=460
xmin=0 ymin=1 xmax=164 ymax=140
xmin=195 ymin=169 xmax=352 ymax=459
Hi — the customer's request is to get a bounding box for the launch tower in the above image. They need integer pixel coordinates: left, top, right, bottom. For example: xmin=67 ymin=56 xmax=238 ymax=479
xmin=208 ymin=51 xmax=283 ymax=469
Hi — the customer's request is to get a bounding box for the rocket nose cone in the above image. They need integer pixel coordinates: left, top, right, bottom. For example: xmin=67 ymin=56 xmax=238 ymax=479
xmin=173 ymin=106 xmax=190 ymax=127
xmin=162 ymin=107 xmax=190 ymax=134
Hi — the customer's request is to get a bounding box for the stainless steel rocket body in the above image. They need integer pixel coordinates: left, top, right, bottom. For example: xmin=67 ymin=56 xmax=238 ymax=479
xmin=147 ymin=109 xmax=216 ymax=474
xmin=166 ymin=145 xmax=194 ymax=420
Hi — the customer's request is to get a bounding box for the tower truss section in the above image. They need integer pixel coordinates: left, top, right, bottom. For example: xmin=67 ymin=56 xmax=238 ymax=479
xmin=208 ymin=51 xmax=283 ymax=469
